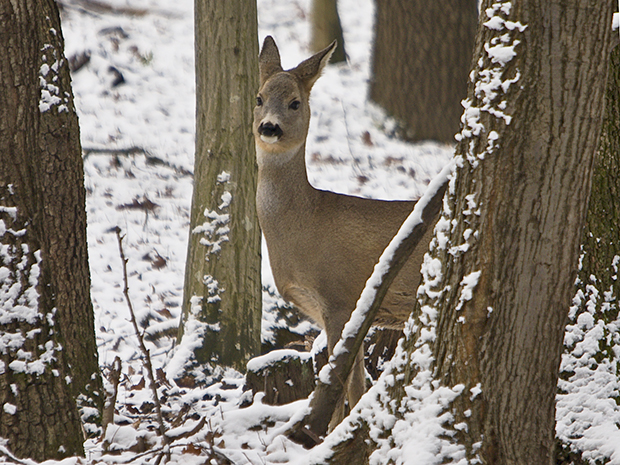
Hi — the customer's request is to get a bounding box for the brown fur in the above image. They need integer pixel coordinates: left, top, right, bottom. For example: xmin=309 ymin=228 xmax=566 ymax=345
xmin=254 ymin=36 xmax=434 ymax=420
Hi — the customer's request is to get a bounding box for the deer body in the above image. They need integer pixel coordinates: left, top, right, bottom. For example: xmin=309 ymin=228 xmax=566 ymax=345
xmin=254 ymin=37 xmax=434 ymax=419
xmin=257 ymin=152 xmax=426 ymax=329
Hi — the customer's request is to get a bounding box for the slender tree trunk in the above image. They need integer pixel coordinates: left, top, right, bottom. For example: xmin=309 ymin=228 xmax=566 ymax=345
xmin=0 ymin=0 xmax=102 ymax=459
xmin=320 ymin=1 xmax=614 ymax=463
xmin=310 ymin=0 xmax=346 ymax=63
xmin=177 ymin=0 xmax=261 ymax=376
xmin=370 ymin=0 xmax=477 ymax=143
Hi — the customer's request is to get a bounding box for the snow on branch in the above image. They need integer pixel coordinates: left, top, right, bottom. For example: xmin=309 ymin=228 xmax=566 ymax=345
xmin=287 ymin=159 xmax=455 ymax=446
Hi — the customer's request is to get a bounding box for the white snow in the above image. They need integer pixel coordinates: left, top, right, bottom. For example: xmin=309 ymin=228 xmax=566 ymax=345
xmin=0 ymin=0 xmax=602 ymax=463
xmin=557 ymin=256 xmax=620 ymax=463
xmin=455 ymin=270 xmax=482 ymax=311
xmin=3 ymin=403 xmax=16 ymax=415
xmin=246 ymin=349 xmax=312 ymax=373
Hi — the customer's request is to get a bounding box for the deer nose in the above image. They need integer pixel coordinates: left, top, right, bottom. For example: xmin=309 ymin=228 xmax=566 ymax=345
xmin=258 ymin=122 xmax=283 ymax=139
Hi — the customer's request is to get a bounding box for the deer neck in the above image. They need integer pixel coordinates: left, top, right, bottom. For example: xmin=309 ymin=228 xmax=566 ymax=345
xmin=256 ymin=142 xmax=318 ymax=222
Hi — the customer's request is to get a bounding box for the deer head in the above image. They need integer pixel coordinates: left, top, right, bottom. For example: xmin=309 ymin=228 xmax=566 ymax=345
xmin=253 ymin=36 xmax=336 ymax=162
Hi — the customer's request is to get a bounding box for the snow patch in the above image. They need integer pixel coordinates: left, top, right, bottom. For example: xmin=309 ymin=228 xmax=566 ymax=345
xmin=39 ymin=42 xmax=70 ymax=114
xmin=456 ymin=271 xmax=482 ymax=311
xmin=3 ymin=403 xmax=16 ymax=415
xmin=246 ymin=349 xmax=312 ymax=373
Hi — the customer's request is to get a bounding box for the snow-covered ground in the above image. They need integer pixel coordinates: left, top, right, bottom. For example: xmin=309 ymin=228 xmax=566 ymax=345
xmin=52 ymin=0 xmax=452 ymax=462
xmin=61 ymin=0 xmax=451 ymax=375
xmin=2 ymin=0 xmax=615 ymax=463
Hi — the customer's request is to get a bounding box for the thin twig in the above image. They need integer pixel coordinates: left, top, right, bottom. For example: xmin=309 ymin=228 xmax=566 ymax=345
xmin=115 ymin=227 xmax=170 ymax=459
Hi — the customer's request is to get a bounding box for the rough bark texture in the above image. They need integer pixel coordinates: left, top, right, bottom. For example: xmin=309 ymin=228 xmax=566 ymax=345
xmin=0 ymin=0 xmax=102 ymax=459
xmin=310 ymin=0 xmax=346 ymax=63
xmin=370 ymin=0 xmax=477 ymax=143
xmin=179 ymin=0 xmax=261 ymax=373
xmin=319 ymin=1 xmax=614 ymax=463
xmin=426 ymin=0 xmax=614 ymax=462
xmin=556 ymin=44 xmax=620 ymax=464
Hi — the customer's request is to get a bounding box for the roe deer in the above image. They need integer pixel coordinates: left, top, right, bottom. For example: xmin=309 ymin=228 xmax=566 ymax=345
xmin=254 ymin=36 xmax=437 ymax=424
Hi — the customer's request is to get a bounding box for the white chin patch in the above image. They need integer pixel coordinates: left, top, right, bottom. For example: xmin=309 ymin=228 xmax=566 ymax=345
xmin=260 ymin=134 xmax=280 ymax=144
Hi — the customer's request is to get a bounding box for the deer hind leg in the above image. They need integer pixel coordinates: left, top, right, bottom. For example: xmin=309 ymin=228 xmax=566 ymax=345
xmin=324 ymin=318 xmax=367 ymax=431
xmin=326 ymin=346 xmax=365 ymax=432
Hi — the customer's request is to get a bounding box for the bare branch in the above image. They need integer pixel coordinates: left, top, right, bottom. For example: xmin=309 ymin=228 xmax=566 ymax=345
xmin=114 ymin=227 xmax=170 ymax=455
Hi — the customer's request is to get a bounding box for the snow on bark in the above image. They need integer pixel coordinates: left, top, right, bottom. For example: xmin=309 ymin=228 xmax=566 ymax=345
xmin=557 ymin=255 xmax=620 ymax=464
xmin=319 ymin=2 xmax=528 ymax=463
xmin=192 ymin=172 xmax=233 ymax=258
xmin=166 ymin=295 xmax=221 ymax=383
xmin=330 ymin=160 xmax=456 ymax=363
xmin=0 ymin=211 xmax=62 ymax=380
xmin=39 ymin=38 xmax=70 ymax=114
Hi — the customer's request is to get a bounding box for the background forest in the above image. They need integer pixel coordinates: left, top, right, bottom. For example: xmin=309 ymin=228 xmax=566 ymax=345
xmin=0 ymin=0 xmax=619 ymax=464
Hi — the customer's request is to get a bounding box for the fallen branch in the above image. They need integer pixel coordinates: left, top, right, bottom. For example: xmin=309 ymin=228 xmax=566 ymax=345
xmin=82 ymin=146 xmax=193 ymax=177
xmin=115 ymin=227 xmax=170 ymax=457
xmin=82 ymin=146 xmax=149 ymax=157
xmin=58 ymin=0 xmax=148 ymax=16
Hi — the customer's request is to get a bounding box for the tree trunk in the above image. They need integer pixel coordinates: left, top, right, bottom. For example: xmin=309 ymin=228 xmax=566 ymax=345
xmin=369 ymin=0 xmax=477 ymax=143
xmin=310 ymin=0 xmax=346 ymax=63
xmin=412 ymin=0 xmax=614 ymax=461
xmin=318 ymin=1 xmax=614 ymax=463
xmin=556 ymin=44 xmax=620 ymax=464
xmin=177 ymin=0 xmax=261 ymax=377
xmin=0 ymin=0 xmax=102 ymax=459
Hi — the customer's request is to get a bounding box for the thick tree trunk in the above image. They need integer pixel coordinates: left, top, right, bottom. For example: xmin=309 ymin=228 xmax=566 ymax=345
xmin=0 ymin=0 xmax=102 ymax=459
xmin=178 ymin=0 xmax=261 ymax=375
xmin=422 ymin=0 xmax=614 ymax=462
xmin=370 ymin=0 xmax=477 ymax=143
xmin=310 ymin=0 xmax=346 ymax=63
xmin=576 ymin=45 xmax=620 ymax=305
xmin=317 ymin=1 xmax=614 ymax=463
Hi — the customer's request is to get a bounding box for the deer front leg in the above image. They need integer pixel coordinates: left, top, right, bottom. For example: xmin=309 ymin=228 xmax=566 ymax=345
xmin=347 ymin=346 xmax=365 ymax=409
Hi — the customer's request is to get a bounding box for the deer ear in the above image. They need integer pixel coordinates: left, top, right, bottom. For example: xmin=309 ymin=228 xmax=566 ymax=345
xmin=290 ymin=40 xmax=337 ymax=92
xmin=259 ymin=36 xmax=283 ymax=86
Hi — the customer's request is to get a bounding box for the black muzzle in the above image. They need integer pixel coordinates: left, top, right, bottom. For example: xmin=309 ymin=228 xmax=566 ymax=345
xmin=258 ymin=122 xmax=283 ymax=139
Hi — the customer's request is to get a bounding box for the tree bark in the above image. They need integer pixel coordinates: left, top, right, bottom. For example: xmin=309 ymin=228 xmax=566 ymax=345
xmin=556 ymin=44 xmax=620 ymax=464
xmin=576 ymin=44 xmax=620 ymax=309
xmin=310 ymin=0 xmax=346 ymax=63
xmin=178 ymin=0 xmax=261 ymax=375
xmin=318 ymin=1 xmax=614 ymax=463
xmin=419 ymin=0 xmax=614 ymax=461
xmin=369 ymin=0 xmax=477 ymax=143
xmin=0 ymin=0 xmax=102 ymax=459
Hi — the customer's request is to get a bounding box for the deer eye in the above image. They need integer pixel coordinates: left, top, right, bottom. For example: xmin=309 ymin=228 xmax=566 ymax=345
xmin=289 ymin=100 xmax=301 ymax=110
xmin=256 ymin=95 xmax=263 ymax=107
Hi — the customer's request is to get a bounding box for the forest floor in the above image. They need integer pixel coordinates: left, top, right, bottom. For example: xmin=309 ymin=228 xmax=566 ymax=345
xmin=50 ymin=0 xmax=452 ymax=463
xmin=5 ymin=0 xmax=618 ymax=464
